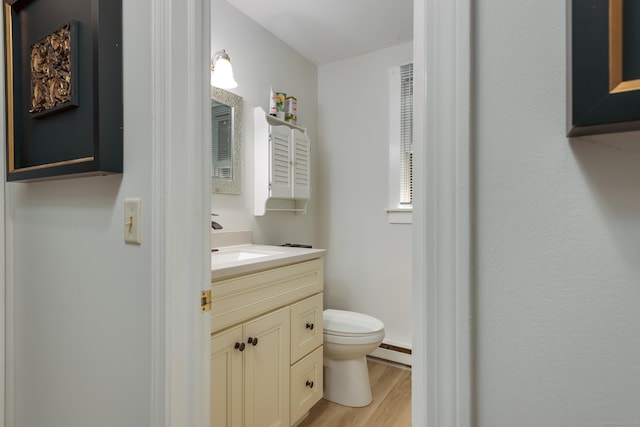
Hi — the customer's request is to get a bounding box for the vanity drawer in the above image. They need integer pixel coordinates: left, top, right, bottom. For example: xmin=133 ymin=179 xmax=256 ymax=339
xmin=290 ymin=293 xmax=323 ymax=363
xmin=211 ymin=258 xmax=323 ymax=333
xmin=290 ymin=346 xmax=323 ymax=424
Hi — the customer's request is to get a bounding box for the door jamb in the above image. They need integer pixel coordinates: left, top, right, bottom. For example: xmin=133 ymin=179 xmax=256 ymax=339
xmin=150 ymin=0 xmax=211 ymax=425
xmin=412 ymin=0 xmax=473 ymax=425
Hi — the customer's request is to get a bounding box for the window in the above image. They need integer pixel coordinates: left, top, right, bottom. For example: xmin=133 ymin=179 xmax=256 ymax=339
xmin=399 ymin=63 xmax=413 ymax=206
xmin=387 ymin=62 xmax=413 ymax=224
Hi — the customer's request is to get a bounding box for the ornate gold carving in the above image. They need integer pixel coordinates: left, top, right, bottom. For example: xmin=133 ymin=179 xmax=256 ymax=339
xmin=29 ymin=24 xmax=73 ymax=114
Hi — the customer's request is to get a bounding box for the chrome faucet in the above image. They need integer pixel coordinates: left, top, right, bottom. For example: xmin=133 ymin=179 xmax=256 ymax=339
xmin=211 ymin=213 xmax=223 ymax=230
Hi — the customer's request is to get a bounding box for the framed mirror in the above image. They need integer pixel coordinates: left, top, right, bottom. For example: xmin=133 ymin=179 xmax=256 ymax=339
xmin=211 ymin=87 xmax=243 ymax=194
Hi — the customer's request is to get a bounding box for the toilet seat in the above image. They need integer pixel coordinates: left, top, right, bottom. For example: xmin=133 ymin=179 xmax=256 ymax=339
xmin=323 ymin=309 xmax=385 ymax=345
xmin=323 ymin=309 xmax=385 ymax=335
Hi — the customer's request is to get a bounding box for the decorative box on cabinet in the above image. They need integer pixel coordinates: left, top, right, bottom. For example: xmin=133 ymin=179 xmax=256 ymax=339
xmin=254 ymin=107 xmax=311 ymax=216
xmin=210 ymin=259 xmax=324 ymax=427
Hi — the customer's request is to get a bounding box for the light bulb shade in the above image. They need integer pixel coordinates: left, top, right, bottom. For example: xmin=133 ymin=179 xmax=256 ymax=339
xmin=211 ymin=50 xmax=238 ymax=89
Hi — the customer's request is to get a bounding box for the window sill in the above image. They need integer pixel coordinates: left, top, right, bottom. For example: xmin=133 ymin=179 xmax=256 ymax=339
xmin=386 ymin=208 xmax=413 ymax=224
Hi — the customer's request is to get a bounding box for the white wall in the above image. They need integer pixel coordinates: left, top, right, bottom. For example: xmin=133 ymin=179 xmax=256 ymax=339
xmin=6 ymin=2 xmax=153 ymax=426
xmin=475 ymin=1 xmax=640 ymax=425
xmin=210 ymin=0 xmax=318 ymax=246
xmin=317 ymin=43 xmax=413 ymax=349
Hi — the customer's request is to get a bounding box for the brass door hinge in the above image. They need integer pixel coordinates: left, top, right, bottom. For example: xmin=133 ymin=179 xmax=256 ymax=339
xmin=201 ymin=290 xmax=212 ymax=312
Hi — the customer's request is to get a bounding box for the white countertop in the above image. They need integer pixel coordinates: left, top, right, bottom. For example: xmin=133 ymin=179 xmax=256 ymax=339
xmin=211 ymin=244 xmax=326 ymax=281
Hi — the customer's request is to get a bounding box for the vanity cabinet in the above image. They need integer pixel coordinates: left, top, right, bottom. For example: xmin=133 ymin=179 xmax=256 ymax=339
xmin=254 ymin=107 xmax=311 ymax=215
xmin=211 ymin=259 xmax=324 ymax=427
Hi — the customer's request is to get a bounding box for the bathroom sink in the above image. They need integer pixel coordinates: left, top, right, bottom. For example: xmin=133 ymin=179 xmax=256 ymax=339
xmin=211 ymin=247 xmax=284 ymax=265
xmin=210 ymin=239 xmax=325 ymax=280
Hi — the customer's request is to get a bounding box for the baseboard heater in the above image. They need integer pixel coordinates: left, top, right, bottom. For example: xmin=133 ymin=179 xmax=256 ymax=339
xmin=380 ymin=343 xmax=412 ymax=354
xmin=369 ymin=342 xmax=412 ymax=367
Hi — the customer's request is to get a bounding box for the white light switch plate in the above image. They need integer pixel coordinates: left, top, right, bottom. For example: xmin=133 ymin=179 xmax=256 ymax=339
xmin=124 ymin=198 xmax=141 ymax=244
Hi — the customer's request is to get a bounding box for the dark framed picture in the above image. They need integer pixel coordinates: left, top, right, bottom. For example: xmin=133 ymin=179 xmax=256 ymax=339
xmin=4 ymin=0 xmax=122 ymax=182
xmin=567 ymin=0 xmax=640 ymax=137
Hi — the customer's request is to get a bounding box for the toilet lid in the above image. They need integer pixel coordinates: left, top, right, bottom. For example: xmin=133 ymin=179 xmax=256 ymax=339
xmin=323 ymin=309 xmax=385 ymax=335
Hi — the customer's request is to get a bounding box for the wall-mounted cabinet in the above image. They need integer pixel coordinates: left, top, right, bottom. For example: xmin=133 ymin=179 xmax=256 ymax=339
xmin=254 ymin=107 xmax=310 ymax=215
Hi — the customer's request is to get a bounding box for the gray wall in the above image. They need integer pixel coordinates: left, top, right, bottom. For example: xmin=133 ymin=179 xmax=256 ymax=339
xmin=475 ymin=1 xmax=640 ymax=425
xmin=7 ymin=2 xmax=154 ymax=425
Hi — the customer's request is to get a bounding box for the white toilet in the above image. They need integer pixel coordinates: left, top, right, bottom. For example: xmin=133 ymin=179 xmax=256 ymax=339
xmin=322 ymin=309 xmax=385 ymax=407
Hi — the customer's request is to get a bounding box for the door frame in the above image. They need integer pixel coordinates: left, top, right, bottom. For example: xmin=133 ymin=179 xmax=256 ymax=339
xmin=0 ymin=0 xmax=476 ymax=424
xmin=150 ymin=0 xmax=212 ymax=425
xmin=0 ymin=0 xmax=475 ymax=425
xmin=412 ymin=0 xmax=473 ymax=426
xmin=151 ymin=0 xmax=475 ymax=425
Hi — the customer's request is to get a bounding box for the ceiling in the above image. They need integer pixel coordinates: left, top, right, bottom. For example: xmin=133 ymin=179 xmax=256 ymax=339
xmin=225 ymin=0 xmax=413 ymax=65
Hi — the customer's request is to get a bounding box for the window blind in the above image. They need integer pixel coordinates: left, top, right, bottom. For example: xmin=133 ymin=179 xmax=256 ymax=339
xmin=211 ymin=103 xmax=232 ymax=179
xmin=400 ymin=63 xmax=413 ymax=205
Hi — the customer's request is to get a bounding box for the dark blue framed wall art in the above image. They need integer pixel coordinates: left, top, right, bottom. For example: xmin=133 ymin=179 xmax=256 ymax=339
xmin=568 ymin=0 xmax=640 ymax=136
xmin=4 ymin=0 xmax=122 ymax=181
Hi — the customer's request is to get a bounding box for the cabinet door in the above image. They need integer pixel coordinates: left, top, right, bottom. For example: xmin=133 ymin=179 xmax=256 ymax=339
xmin=292 ymin=129 xmax=310 ymax=200
xmin=269 ymin=125 xmax=293 ymax=199
xmin=290 ymin=293 xmax=323 ymax=363
xmin=211 ymin=325 xmax=244 ymax=427
xmin=244 ymin=308 xmax=291 ymax=427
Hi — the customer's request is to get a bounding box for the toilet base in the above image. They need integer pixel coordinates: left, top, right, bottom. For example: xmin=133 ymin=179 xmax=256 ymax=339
xmin=323 ymin=356 xmax=372 ymax=407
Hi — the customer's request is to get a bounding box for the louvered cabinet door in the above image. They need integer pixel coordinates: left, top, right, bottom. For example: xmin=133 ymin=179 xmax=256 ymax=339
xmin=269 ymin=125 xmax=293 ymax=199
xmin=292 ymin=129 xmax=310 ymax=200
xmin=254 ymin=107 xmax=313 ymax=215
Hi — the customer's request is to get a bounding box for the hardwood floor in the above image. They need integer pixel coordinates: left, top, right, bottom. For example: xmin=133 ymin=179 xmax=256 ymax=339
xmin=298 ymin=358 xmax=411 ymax=427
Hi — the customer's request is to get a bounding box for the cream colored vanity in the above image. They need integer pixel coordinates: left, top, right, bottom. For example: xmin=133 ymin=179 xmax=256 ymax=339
xmin=210 ymin=238 xmax=325 ymax=427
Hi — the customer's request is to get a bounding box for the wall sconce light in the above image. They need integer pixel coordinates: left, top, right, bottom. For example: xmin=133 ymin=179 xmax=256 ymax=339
xmin=211 ymin=49 xmax=238 ymax=89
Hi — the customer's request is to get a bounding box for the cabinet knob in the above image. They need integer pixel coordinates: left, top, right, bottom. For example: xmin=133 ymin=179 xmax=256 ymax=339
xmin=234 ymin=342 xmax=245 ymax=352
xmin=305 ymin=322 xmax=315 ymax=330
xmin=306 ymin=380 xmax=314 ymax=389
xmin=247 ymin=337 xmax=259 ymax=346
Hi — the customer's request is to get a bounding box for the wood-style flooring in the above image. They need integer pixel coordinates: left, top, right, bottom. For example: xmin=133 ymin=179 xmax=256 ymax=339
xmin=298 ymin=358 xmax=411 ymax=427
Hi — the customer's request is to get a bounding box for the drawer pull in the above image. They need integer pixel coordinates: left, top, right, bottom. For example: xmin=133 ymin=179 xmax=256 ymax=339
xmin=234 ymin=342 xmax=245 ymax=352
xmin=305 ymin=322 xmax=315 ymax=330
xmin=305 ymin=380 xmax=314 ymax=389
xmin=247 ymin=337 xmax=259 ymax=346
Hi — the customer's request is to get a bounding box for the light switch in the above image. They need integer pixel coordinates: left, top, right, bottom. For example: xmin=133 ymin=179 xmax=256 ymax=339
xmin=124 ymin=198 xmax=141 ymax=244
